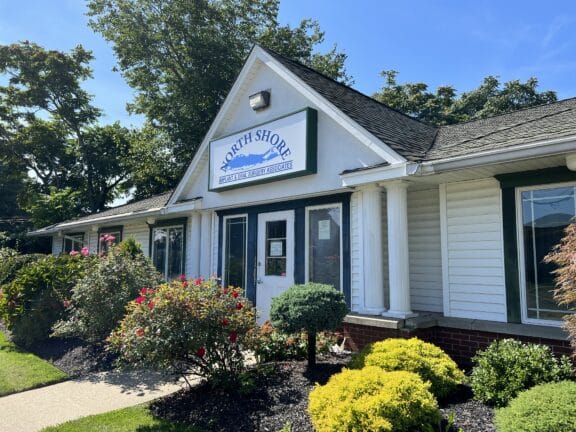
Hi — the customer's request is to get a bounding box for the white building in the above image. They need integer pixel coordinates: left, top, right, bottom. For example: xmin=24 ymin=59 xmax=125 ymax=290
xmin=33 ymin=46 xmax=576 ymax=363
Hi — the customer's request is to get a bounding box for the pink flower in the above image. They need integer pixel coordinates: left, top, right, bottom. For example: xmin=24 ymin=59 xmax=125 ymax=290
xmin=81 ymin=246 xmax=89 ymax=256
xmin=196 ymin=347 xmax=206 ymax=358
xmin=140 ymin=288 xmax=149 ymax=295
xmin=99 ymin=235 xmax=107 ymax=242
xmin=106 ymin=235 xmax=116 ymax=243
xmin=149 ymin=301 xmax=155 ymax=310
xmin=228 ymin=331 xmax=238 ymax=343
xmin=195 ymin=278 xmax=202 ymax=286
xmin=63 ymin=300 xmax=71 ymax=308
xmin=182 ymin=281 xmax=189 ymax=288
xmin=236 ymin=302 xmax=244 ymax=310
xmin=135 ymin=296 xmax=145 ymax=305
xmin=222 ymin=288 xmax=228 ymax=295
xmin=136 ymin=328 xmax=145 ymax=337
xmin=69 ymin=250 xmax=79 ymax=256
xmin=232 ymin=291 xmax=239 ymax=299
xmin=179 ymin=274 xmax=187 ymax=282
xmin=222 ymin=318 xmax=230 ymax=326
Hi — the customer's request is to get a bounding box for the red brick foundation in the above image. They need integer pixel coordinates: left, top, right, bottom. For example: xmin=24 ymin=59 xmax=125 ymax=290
xmin=343 ymin=322 xmax=572 ymax=368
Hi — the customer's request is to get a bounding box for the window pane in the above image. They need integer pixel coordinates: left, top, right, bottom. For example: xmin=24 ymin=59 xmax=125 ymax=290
xmin=224 ymin=217 xmax=247 ymax=288
xmin=308 ymin=206 xmax=341 ymax=289
xmin=265 ymin=220 xmax=286 ymax=276
xmin=167 ymin=227 xmax=183 ymax=280
xmin=64 ymin=234 xmax=83 ymax=253
xmin=153 ymin=228 xmax=167 ymax=277
xmin=521 ymin=187 xmax=575 ymax=321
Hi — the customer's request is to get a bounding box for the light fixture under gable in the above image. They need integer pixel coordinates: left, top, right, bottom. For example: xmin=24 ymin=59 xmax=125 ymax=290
xmin=249 ymin=90 xmax=270 ymax=111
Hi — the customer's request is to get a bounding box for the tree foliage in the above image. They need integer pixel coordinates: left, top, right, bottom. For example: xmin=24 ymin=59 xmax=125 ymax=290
xmin=373 ymin=70 xmax=557 ymax=126
xmin=87 ymin=0 xmax=350 ymax=172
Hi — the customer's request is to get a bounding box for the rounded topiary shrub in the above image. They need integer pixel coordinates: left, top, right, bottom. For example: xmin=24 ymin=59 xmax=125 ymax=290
xmin=308 ymin=367 xmax=440 ymax=432
xmin=349 ymin=337 xmax=464 ymax=399
xmin=470 ymin=338 xmax=573 ymax=407
xmin=495 ymin=381 xmax=576 ymax=432
xmin=270 ymin=283 xmax=348 ymax=368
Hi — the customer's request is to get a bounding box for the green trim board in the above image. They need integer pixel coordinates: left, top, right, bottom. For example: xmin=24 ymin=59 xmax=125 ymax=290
xmin=495 ymin=167 xmax=576 ymax=323
xmin=208 ymin=108 xmax=318 ymax=192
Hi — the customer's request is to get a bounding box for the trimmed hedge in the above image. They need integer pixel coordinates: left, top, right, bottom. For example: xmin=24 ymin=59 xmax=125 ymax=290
xmin=349 ymin=337 xmax=465 ymax=398
xmin=308 ymin=367 xmax=440 ymax=432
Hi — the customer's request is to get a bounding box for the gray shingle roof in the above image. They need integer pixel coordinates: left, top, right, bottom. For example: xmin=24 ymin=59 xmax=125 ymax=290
xmin=263 ymin=48 xmax=438 ymax=161
xmin=427 ymin=97 xmax=576 ymax=160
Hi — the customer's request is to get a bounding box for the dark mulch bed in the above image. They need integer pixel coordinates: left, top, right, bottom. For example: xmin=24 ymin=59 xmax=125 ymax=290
xmin=26 ymin=336 xmax=116 ymax=377
xmin=151 ymin=353 xmax=496 ymax=432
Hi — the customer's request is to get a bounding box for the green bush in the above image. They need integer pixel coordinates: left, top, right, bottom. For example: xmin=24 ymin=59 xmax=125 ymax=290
xmin=53 ymin=241 xmax=161 ymax=342
xmin=248 ymin=320 xmax=337 ymax=363
xmin=270 ymin=283 xmax=348 ymax=368
xmin=470 ymin=338 xmax=573 ymax=407
xmin=349 ymin=337 xmax=464 ymax=399
xmin=0 ymin=254 xmax=86 ymax=347
xmin=108 ymin=277 xmax=257 ymax=388
xmin=308 ymin=367 xmax=440 ymax=432
xmin=495 ymin=381 xmax=576 ymax=432
xmin=0 ymin=248 xmax=45 ymax=286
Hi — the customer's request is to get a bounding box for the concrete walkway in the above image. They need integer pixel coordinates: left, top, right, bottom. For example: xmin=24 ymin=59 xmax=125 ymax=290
xmin=0 ymin=370 xmax=195 ymax=432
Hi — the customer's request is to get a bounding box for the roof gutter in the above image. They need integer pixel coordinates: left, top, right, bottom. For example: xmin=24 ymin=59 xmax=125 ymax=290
xmin=340 ymin=162 xmax=419 ymax=187
xmin=421 ymin=135 xmax=576 ymax=174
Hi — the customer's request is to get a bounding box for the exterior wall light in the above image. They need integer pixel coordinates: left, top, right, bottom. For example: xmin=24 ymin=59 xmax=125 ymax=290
xmin=249 ymin=90 xmax=270 ymax=111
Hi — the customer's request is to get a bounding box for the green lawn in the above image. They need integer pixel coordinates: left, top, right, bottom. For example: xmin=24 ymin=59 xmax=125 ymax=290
xmin=0 ymin=331 xmax=68 ymax=396
xmin=41 ymin=404 xmax=200 ymax=432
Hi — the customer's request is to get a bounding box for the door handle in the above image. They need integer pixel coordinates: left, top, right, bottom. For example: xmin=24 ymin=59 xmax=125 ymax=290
xmin=257 ymin=279 xmax=263 ymax=284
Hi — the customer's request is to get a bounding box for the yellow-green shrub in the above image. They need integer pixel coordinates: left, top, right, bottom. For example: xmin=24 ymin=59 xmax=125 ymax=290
xmin=349 ymin=337 xmax=464 ymax=398
xmin=308 ymin=367 xmax=439 ymax=432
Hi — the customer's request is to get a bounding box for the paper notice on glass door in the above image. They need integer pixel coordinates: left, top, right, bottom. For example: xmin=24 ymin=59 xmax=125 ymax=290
xmin=318 ymin=220 xmax=330 ymax=240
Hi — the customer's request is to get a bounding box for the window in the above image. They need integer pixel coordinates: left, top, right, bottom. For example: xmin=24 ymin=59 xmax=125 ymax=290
xmin=517 ymin=183 xmax=576 ymax=324
xmin=98 ymin=227 xmax=122 ymax=252
xmin=265 ymin=220 xmax=287 ymax=276
xmin=152 ymin=224 xmax=185 ymax=280
xmin=223 ymin=215 xmax=247 ymax=289
xmin=63 ymin=233 xmax=84 ymax=253
xmin=306 ymin=204 xmax=342 ymax=290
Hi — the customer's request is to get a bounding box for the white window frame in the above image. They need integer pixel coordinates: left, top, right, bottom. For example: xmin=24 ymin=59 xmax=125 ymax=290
xmin=63 ymin=233 xmax=84 ymax=253
xmin=305 ymin=203 xmax=344 ymax=292
xmin=221 ymin=214 xmax=249 ymax=289
xmin=151 ymin=224 xmax=185 ymax=280
xmin=515 ymin=181 xmax=576 ymax=327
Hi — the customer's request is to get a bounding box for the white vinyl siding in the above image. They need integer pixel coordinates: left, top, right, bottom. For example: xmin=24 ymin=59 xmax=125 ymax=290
xmin=123 ymin=223 xmax=151 ymax=256
xmin=350 ymin=191 xmax=362 ymax=311
xmin=408 ymin=188 xmax=443 ymax=312
xmin=52 ymin=235 xmax=63 ymax=255
xmin=441 ymin=179 xmax=507 ymax=322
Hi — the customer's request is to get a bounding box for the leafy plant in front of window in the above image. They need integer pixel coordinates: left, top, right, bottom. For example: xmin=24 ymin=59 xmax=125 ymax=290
xmin=108 ymin=277 xmax=257 ymax=389
xmin=270 ymin=283 xmax=348 ymax=369
xmin=0 ymin=254 xmax=87 ymax=347
xmin=544 ymin=223 xmax=576 ymax=350
xmin=52 ymin=239 xmax=162 ymax=342
xmin=470 ymin=338 xmax=573 ymax=407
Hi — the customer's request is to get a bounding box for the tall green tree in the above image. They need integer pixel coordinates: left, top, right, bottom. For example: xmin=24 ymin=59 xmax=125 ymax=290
xmin=87 ymin=0 xmax=350 ymax=173
xmin=373 ymin=70 xmax=557 ymax=126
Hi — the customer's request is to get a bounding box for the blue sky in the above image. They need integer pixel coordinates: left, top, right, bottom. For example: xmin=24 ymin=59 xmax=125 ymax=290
xmin=1 ymin=0 xmax=575 ymax=127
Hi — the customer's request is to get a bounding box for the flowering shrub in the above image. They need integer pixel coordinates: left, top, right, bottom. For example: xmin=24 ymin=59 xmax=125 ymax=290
xmin=108 ymin=277 xmax=257 ymax=388
xmin=52 ymin=240 xmax=162 ymax=342
xmin=308 ymin=367 xmax=440 ymax=432
xmin=248 ymin=320 xmax=338 ymax=363
xmin=270 ymin=283 xmax=348 ymax=368
xmin=471 ymin=339 xmax=573 ymax=407
xmin=544 ymin=223 xmax=576 ymax=350
xmin=0 ymin=254 xmax=87 ymax=347
xmin=349 ymin=337 xmax=465 ymax=399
